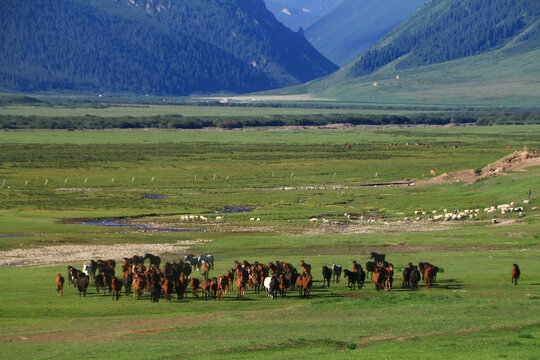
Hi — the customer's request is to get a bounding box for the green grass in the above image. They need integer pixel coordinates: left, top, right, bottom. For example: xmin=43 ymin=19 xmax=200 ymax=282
xmin=0 ymin=126 xmax=539 ymax=358
xmin=0 ymin=104 xmax=433 ymax=118
xmin=281 ymin=37 xmax=540 ymax=107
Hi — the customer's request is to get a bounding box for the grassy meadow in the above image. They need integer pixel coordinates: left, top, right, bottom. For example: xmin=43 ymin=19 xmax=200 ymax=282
xmin=0 ymin=125 xmax=539 ymax=359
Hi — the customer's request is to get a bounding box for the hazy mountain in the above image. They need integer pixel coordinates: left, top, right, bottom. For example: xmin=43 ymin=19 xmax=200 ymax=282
xmin=0 ymin=0 xmax=337 ymax=95
xmin=263 ymin=0 xmax=342 ymax=31
xmin=305 ymin=0 xmax=428 ymax=66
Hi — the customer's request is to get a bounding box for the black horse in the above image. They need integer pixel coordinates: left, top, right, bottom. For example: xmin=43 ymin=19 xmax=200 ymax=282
xmin=370 ymin=252 xmax=386 ymax=264
xmin=144 ymin=253 xmax=161 ymax=268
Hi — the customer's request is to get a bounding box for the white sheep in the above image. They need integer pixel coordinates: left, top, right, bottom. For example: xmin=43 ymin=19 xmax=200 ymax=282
xmin=310 ymin=218 xmax=318 ymax=223
xmin=200 ymin=216 xmax=208 ymax=221
xmin=250 ymin=218 xmax=255 ymax=221
xmin=216 ymin=216 xmax=224 ymax=221
xmin=524 ymin=200 xmax=530 ymax=204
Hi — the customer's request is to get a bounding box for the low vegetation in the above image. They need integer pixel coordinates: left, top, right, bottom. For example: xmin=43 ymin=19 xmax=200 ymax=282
xmin=0 ymin=126 xmax=538 ymax=359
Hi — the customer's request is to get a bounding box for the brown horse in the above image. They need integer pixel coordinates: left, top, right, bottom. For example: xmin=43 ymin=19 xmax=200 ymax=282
xmin=111 ymin=277 xmax=123 ymax=301
xmin=162 ymin=279 xmax=172 ymax=301
xmin=202 ymin=261 xmax=211 ymax=280
xmin=190 ymin=277 xmax=200 ymax=298
xmin=300 ymin=260 xmax=311 ymax=275
xmin=56 ymin=273 xmax=64 ymax=296
xmin=278 ymin=274 xmax=290 ymax=298
xmin=302 ymin=274 xmax=312 ymax=298
xmin=511 ymin=264 xmax=520 ymax=285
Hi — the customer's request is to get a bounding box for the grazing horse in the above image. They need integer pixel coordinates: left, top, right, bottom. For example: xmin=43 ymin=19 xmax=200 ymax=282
xmin=77 ymin=273 xmax=89 ymax=297
xmin=190 ymin=278 xmax=200 ymax=298
xmin=144 ymin=253 xmax=161 ymax=269
xmin=56 ymin=273 xmax=64 ymax=296
xmin=511 ymin=264 xmax=520 ymax=285
xmin=95 ymin=274 xmax=105 ymax=295
xmin=278 ymin=274 xmax=290 ymax=298
xmin=409 ymin=266 xmax=420 ymax=290
xmin=300 ymin=260 xmax=311 ymax=275
xmin=149 ymin=280 xmax=161 ymax=303
xmin=250 ymin=270 xmax=262 ymax=294
xmin=365 ymin=261 xmax=376 ymax=279
xmin=175 ymin=275 xmax=188 ymax=301
xmin=162 ymin=279 xmax=173 ymax=301
xmin=383 ymin=263 xmax=394 ymax=290
xmin=302 ymin=274 xmax=312 ymax=298
xmin=296 ymin=274 xmax=304 ymax=297
xmin=218 ymin=275 xmax=229 ymax=300
xmin=184 ymin=254 xmax=201 ymax=271
xmin=373 ymin=267 xmax=385 ymax=291
xmin=202 ymin=261 xmax=212 ymax=280
xmin=210 ymin=277 xmax=219 ymax=300
xmin=201 ymin=279 xmax=211 ymax=300
xmin=111 ymin=277 xmax=123 ymax=301
xmin=331 ymin=263 xmax=342 ymax=283
xmin=343 ymin=269 xmax=359 ymax=289
xmin=322 ymin=266 xmax=332 ymax=288
xmin=264 ymin=275 xmax=279 ymax=299
xmin=424 ymin=264 xmax=437 ymax=289
xmin=236 ymin=268 xmax=248 ymax=297
xmin=402 ymin=263 xmax=413 ymax=288
xmin=122 ymin=266 xmax=133 ymax=295
xmin=133 ymin=273 xmax=146 ymax=300
xmin=198 ymin=254 xmax=214 ymax=270
xmin=370 ymin=252 xmax=386 ymax=264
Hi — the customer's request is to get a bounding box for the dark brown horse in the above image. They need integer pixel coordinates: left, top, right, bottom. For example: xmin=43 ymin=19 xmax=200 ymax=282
xmin=511 ymin=264 xmax=520 ymax=285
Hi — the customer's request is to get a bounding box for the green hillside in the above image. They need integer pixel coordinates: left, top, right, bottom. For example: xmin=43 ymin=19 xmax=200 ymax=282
xmin=279 ymin=0 xmax=540 ymax=106
xmin=0 ymin=0 xmax=337 ymax=95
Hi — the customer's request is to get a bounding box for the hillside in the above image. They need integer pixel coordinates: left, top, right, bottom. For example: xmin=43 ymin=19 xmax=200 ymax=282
xmin=263 ymin=0 xmax=342 ymax=31
xmin=0 ymin=0 xmax=337 ymax=96
xmin=280 ymin=0 xmax=540 ymax=106
xmin=349 ymin=0 xmax=539 ymax=77
xmin=305 ymin=0 xmax=427 ymax=66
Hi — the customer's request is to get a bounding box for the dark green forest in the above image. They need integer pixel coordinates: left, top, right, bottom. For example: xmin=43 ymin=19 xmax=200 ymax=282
xmin=0 ymin=0 xmax=337 ymax=95
xmin=1 ymin=109 xmax=538 ymax=130
xmin=350 ymin=0 xmax=540 ymax=77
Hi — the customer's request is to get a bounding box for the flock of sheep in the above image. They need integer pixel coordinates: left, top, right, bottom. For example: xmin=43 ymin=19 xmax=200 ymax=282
xmin=410 ymin=199 xmax=533 ymax=223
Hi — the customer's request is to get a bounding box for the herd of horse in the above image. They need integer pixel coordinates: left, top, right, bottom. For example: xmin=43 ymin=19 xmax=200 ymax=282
xmin=55 ymin=252 xmax=522 ymax=302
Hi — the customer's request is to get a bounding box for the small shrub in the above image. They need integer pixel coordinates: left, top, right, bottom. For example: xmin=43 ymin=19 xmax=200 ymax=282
xmin=517 ymin=332 xmax=535 ymax=339
xmin=346 ymin=342 xmax=357 ymax=350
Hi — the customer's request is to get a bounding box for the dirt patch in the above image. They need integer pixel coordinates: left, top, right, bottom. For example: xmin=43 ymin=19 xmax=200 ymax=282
xmin=0 ymin=240 xmax=211 ymax=267
xmin=419 ymin=151 xmax=540 ymax=186
xmin=134 ymin=327 xmax=178 ymax=334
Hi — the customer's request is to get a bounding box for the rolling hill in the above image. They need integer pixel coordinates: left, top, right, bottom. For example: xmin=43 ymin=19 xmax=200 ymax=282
xmin=305 ymin=0 xmax=427 ymax=66
xmin=283 ymin=0 xmax=540 ymax=106
xmin=0 ymin=0 xmax=337 ymax=96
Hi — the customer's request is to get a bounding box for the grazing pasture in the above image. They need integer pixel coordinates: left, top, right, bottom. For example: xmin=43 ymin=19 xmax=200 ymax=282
xmin=0 ymin=126 xmax=539 ymax=359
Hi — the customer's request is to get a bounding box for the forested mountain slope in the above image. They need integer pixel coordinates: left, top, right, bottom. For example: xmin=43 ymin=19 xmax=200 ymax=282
xmin=0 ymin=0 xmax=337 ymax=95
xmin=349 ymin=0 xmax=539 ymax=77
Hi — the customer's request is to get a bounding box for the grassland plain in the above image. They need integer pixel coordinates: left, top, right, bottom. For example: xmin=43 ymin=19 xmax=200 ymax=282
xmin=0 ymin=126 xmax=539 ymax=359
